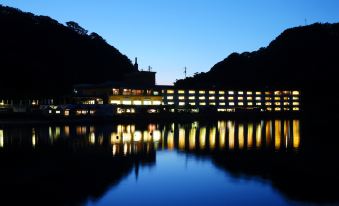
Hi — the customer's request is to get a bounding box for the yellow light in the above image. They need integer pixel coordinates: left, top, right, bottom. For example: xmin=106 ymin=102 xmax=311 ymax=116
xmin=179 ymin=127 xmax=185 ymax=150
xmin=209 ymin=96 xmax=215 ymax=100
xmin=189 ymin=90 xmax=195 ymax=94
xmin=122 ymin=100 xmax=132 ymax=105
xmin=228 ymin=91 xmax=234 ymax=95
xmin=111 ymin=100 xmax=120 ymax=104
xmin=199 ymin=102 xmax=206 ymax=106
xmin=167 ymin=96 xmax=174 ymax=100
xmin=255 ymin=97 xmax=261 ymax=100
xmin=199 ymin=127 xmax=206 ymax=150
xmin=229 ymin=102 xmax=235 ymax=106
xmin=189 ymin=96 xmax=195 ymax=100
xmin=275 ymin=107 xmax=281 ymax=111
xmin=167 ymin=90 xmax=174 ymax=94
xmin=275 ymin=102 xmax=281 ymax=106
xmin=209 ymin=91 xmax=215 ymax=94
xmin=256 ymin=102 xmax=262 ymax=105
xmin=248 ymin=102 xmax=253 ymax=105
xmin=199 ymin=96 xmax=205 ymax=100
xmin=167 ymin=102 xmax=174 ymax=105
xmin=293 ymin=96 xmax=299 ymax=100
xmin=256 ymin=91 xmax=261 ymax=95
xmin=238 ymin=124 xmax=244 ymax=149
xmin=219 ymin=102 xmax=226 ymax=106
xmin=219 ymin=96 xmax=225 ymax=100
xmin=274 ymin=97 xmax=281 ymax=100
xmin=293 ymin=120 xmax=300 ymax=149
xmin=265 ymin=102 xmax=272 ymax=106
xmin=64 ymin=110 xmax=70 ymax=116
xmin=228 ymin=96 xmax=234 ymax=100
xmin=219 ymin=91 xmax=225 ymax=94
xmin=1 ymin=129 xmax=5 ymax=147
xmin=133 ymin=100 xmax=142 ymax=105
xmin=247 ymin=97 xmax=253 ymax=100
xmin=199 ymin=90 xmax=205 ymax=94
xmin=189 ymin=102 xmax=196 ymax=106
xmin=292 ymin=91 xmax=300 ymax=95
xmin=209 ymin=102 xmax=216 ymax=105
xmin=179 ymin=102 xmax=185 ymax=106
xmin=247 ymin=91 xmax=253 ymax=95
xmin=178 ymin=90 xmax=185 ymax=94
xmin=143 ymin=100 xmax=151 ymax=105
xmin=179 ymin=96 xmax=185 ymax=100
xmin=153 ymin=130 xmax=161 ymax=142
xmin=238 ymin=102 xmax=244 ymax=106
xmin=238 ymin=91 xmax=244 ymax=95
xmin=152 ymin=100 xmax=162 ymax=105
xmin=293 ymin=107 xmax=300 ymax=111
xmin=293 ymin=102 xmax=300 ymax=105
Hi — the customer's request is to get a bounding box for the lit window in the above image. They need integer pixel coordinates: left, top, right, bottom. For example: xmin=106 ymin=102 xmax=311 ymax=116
xmin=284 ymin=108 xmax=290 ymax=111
xmin=275 ymin=108 xmax=281 ymax=111
xmin=199 ymin=102 xmax=206 ymax=106
xmin=167 ymin=102 xmax=174 ymax=105
xmin=248 ymin=102 xmax=253 ymax=106
xmin=48 ymin=110 xmax=52 ymax=114
xmin=133 ymin=100 xmax=142 ymax=105
xmin=228 ymin=91 xmax=234 ymax=95
xmin=209 ymin=91 xmax=215 ymax=94
xmin=199 ymin=91 xmax=205 ymax=94
xmin=217 ymin=108 xmax=227 ymax=112
xmin=110 ymin=100 xmax=120 ymax=104
xmin=179 ymin=96 xmax=185 ymax=100
xmin=274 ymin=91 xmax=282 ymax=95
xmin=265 ymin=102 xmax=272 ymax=106
xmin=229 ymin=102 xmax=235 ymax=106
xmin=64 ymin=110 xmax=69 ymax=116
xmin=167 ymin=90 xmax=174 ymax=94
xmin=275 ymin=102 xmax=281 ymax=106
xmin=209 ymin=102 xmax=216 ymax=105
xmin=238 ymin=102 xmax=244 ymax=106
xmin=178 ymin=90 xmax=185 ymax=94
xmin=247 ymin=97 xmax=253 ymax=100
xmin=293 ymin=102 xmax=300 ymax=106
xmin=152 ymin=101 xmax=162 ymax=105
xmin=238 ymin=97 xmax=244 ymax=100
xmin=293 ymin=107 xmax=300 ymax=111
xmin=283 ymin=102 xmax=290 ymax=105
xmin=189 ymin=90 xmax=195 ymax=94
xmin=274 ymin=97 xmax=281 ymax=100
xmin=179 ymin=102 xmax=185 ymax=106
xmin=265 ymin=97 xmax=272 ymax=100
xmin=122 ymin=100 xmax=132 ymax=105
xmin=219 ymin=102 xmax=226 ymax=106
xmin=256 ymin=102 xmax=262 ymax=105
xmin=219 ymin=96 xmax=225 ymax=100
xmin=219 ymin=91 xmax=225 ymax=94
xmin=256 ymin=92 xmax=261 ymax=95
xmin=228 ymin=96 xmax=234 ymax=100
xmin=167 ymin=96 xmax=174 ymax=100
xmin=255 ymin=97 xmax=261 ymax=100
xmin=238 ymin=91 xmax=244 ymax=95
xmin=143 ymin=100 xmax=151 ymax=105
xmin=292 ymin=91 xmax=300 ymax=95
xmin=189 ymin=102 xmax=196 ymax=106
xmin=265 ymin=91 xmax=272 ymax=95
xmin=247 ymin=91 xmax=253 ymax=95
xmin=199 ymin=96 xmax=205 ymax=100
xmin=267 ymin=107 xmax=272 ymax=111
xmin=189 ymin=96 xmax=195 ymax=100
xmin=209 ymin=96 xmax=215 ymax=100
xmin=293 ymin=96 xmax=299 ymax=100
xmin=56 ymin=110 xmax=61 ymax=114
xmin=284 ymin=97 xmax=289 ymax=100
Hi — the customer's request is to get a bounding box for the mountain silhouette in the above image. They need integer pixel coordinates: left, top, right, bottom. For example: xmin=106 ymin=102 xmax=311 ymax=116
xmin=175 ymin=23 xmax=339 ymax=112
xmin=0 ymin=5 xmax=136 ymax=99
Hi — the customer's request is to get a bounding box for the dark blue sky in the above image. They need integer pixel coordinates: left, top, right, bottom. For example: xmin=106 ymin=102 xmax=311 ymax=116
xmin=2 ymin=0 xmax=339 ymax=84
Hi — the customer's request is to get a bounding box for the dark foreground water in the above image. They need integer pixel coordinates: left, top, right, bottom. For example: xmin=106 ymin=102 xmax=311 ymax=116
xmin=0 ymin=119 xmax=338 ymax=206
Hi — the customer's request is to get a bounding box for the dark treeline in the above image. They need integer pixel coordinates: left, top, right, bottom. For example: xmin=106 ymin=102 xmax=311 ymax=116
xmin=175 ymin=23 xmax=339 ymax=112
xmin=0 ymin=5 xmax=136 ymax=99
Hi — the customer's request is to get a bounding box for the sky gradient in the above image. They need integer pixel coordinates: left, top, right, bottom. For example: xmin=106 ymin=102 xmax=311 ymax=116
xmin=1 ymin=0 xmax=339 ymax=85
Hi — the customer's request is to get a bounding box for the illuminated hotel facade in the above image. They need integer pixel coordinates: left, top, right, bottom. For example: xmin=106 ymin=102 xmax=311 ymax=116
xmin=74 ymin=77 xmax=301 ymax=115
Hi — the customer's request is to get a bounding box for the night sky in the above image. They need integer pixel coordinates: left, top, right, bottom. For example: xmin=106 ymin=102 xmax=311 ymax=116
xmin=2 ymin=0 xmax=339 ymax=84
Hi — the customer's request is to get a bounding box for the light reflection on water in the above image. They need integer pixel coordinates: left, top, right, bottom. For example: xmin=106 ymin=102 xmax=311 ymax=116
xmin=0 ymin=119 xmax=301 ymax=155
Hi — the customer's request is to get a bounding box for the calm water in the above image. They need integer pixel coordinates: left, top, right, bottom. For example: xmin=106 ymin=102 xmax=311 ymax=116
xmin=0 ymin=119 xmax=338 ymax=206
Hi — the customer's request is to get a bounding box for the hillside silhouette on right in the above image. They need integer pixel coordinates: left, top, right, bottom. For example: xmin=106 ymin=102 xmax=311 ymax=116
xmin=175 ymin=23 xmax=339 ymax=114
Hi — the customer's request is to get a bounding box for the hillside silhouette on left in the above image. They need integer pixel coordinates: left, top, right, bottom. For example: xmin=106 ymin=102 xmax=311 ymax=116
xmin=0 ymin=5 xmax=136 ymax=99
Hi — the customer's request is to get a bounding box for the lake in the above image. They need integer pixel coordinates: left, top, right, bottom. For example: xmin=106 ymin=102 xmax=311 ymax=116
xmin=0 ymin=119 xmax=338 ymax=206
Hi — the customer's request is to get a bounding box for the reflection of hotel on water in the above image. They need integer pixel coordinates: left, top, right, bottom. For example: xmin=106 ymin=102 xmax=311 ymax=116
xmin=0 ymin=120 xmax=301 ymax=155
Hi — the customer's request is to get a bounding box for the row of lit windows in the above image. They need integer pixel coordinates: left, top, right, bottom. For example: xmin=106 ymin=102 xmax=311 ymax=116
xmin=165 ymin=96 xmax=299 ymax=101
xmin=167 ymin=101 xmax=299 ymax=107
xmin=166 ymin=90 xmax=300 ymax=96
xmin=110 ymin=100 xmax=161 ymax=105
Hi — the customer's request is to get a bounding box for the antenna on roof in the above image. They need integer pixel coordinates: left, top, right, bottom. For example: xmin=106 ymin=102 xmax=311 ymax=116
xmin=148 ymin=66 xmax=152 ymax=72
xmin=184 ymin=66 xmax=187 ymax=78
